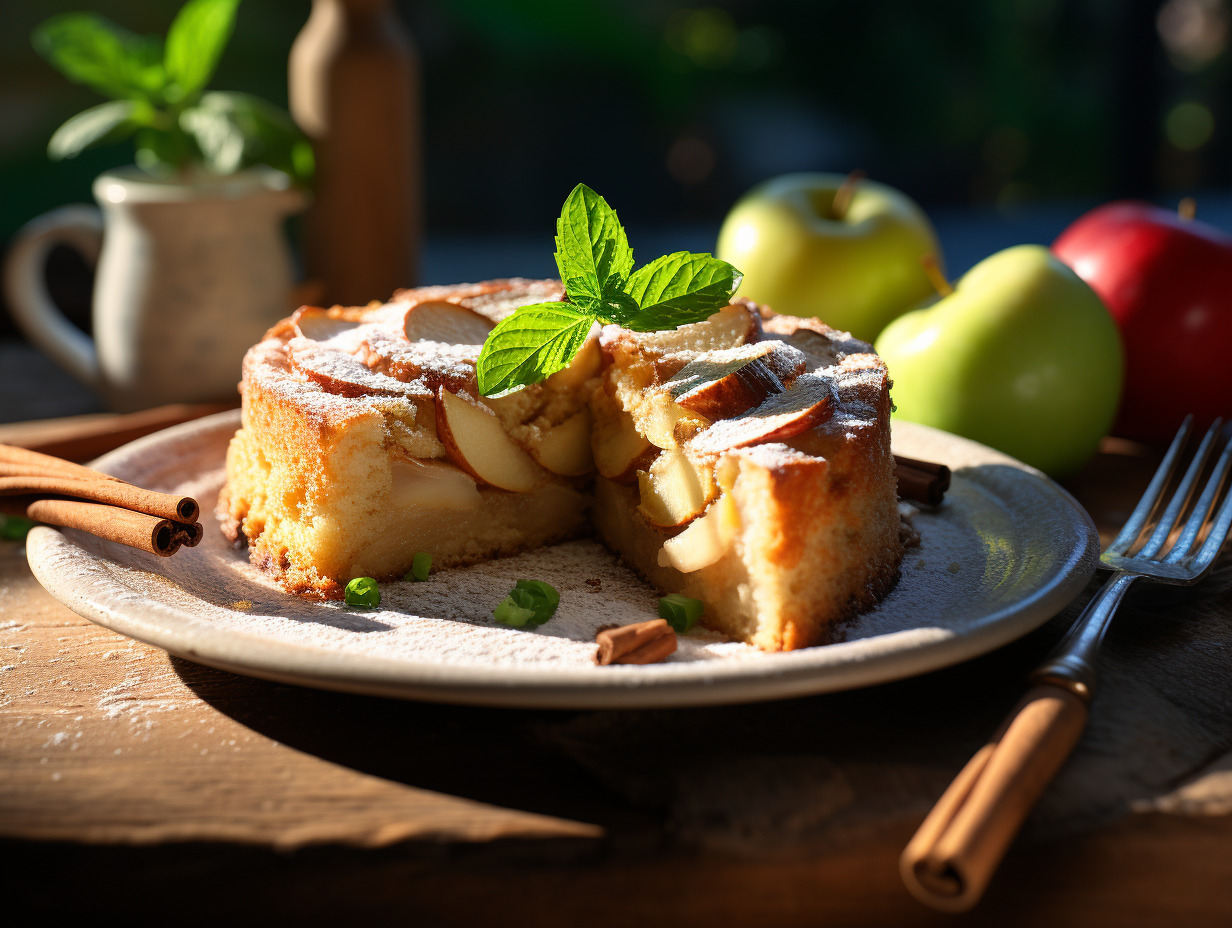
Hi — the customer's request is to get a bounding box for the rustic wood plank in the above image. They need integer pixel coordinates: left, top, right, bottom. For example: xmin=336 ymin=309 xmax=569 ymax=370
xmin=0 ymin=543 xmax=601 ymax=848
xmin=3 ymin=432 xmax=1232 ymax=923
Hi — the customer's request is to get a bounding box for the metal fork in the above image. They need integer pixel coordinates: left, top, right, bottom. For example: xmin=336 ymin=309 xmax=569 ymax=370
xmin=900 ymin=416 xmax=1232 ymax=913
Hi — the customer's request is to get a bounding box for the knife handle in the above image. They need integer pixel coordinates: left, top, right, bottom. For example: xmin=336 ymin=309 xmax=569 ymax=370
xmin=899 ymin=684 xmax=1089 ymax=912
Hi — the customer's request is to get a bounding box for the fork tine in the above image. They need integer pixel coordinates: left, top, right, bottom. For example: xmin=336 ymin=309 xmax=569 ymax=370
xmin=1106 ymin=415 xmax=1193 ymax=557
xmin=1170 ymin=427 xmax=1232 ymax=572
xmin=1139 ymin=419 xmax=1223 ymax=559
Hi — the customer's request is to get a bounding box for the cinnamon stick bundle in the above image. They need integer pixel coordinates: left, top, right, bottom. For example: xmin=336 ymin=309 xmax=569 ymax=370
xmin=0 ymin=442 xmax=199 ymax=558
xmin=894 ymin=454 xmax=951 ymax=507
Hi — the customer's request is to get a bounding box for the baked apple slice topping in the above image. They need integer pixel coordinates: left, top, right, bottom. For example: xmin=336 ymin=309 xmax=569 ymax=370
xmin=291 ymin=306 xmax=365 ymax=346
xmin=525 ymin=408 xmax=594 ymax=477
xmin=391 ymin=458 xmax=482 ymax=510
xmin=591 ymin=387 xmax=655 ymax=483
xmin=637 ymin=448 xmax=718 ymax=528
xmin=688 ymin=373 xmax=837 ymax=455
xmin=658 ymin=494 xmax=740 ymax=572
xmin=667 ymin=341 xmax=806 ymax=420
xmin=402 ymin=300 xmax=495 ymax=346
xmin=434 ymin=388 xmax=548 ymax=492
xmin=287 ymin=340 xmax=431 ymax=400
xmin=622 ymin=302 xmax=758 ymax=355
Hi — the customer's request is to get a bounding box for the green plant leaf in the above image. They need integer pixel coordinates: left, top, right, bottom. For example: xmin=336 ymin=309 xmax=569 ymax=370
xmin=191 ymin=91 xmax=312 ymax=183
xmin=164 ymin=0 xmax=239 ymax=101
xmin=554 ymin=183 xmax=634 ymax=305
xmin=476 ymin=303 xmax=595 ymax=397
xmin=179 ymin=104 xmax=246 ymax=173
xmin=135 ymin=126 xmax=194 ymax=173
xmin=47 ymin=100 xmax=140 ymax=160
xmin=33 ymin=14 xmax=164 ymax=100
xmin=622 ymin=252 xmax=743 ymax=331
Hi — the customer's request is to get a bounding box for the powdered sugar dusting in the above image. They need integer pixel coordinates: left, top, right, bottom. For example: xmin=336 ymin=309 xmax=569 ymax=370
xmin=24 ymin=412 xmax=1099 ymax=709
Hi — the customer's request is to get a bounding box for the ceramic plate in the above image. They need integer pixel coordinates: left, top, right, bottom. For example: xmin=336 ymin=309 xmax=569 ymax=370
xmin=26 ymin=410 xmax=1098 ymax=708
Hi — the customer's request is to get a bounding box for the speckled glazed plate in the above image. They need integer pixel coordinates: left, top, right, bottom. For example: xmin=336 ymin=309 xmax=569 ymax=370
xmin=26 ymin=410 xmax=1098 ymax=708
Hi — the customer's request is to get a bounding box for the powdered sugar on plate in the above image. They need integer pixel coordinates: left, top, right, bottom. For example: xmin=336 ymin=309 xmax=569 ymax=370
xmin=24 ymin=411 xmax=1099 ymax=708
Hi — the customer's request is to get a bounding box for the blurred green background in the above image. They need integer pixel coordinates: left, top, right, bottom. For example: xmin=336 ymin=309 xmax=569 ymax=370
xmin=1 ymin=0 xmax=1229 ymax=335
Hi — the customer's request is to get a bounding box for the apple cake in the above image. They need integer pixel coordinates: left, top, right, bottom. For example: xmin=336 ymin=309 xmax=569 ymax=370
xmin=218 ymin=279 xmax=904 ymax=651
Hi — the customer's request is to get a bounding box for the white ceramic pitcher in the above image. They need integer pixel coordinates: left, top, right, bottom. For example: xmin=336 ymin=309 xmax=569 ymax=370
xmin=4 ymin=166 xmax=305 ymax=411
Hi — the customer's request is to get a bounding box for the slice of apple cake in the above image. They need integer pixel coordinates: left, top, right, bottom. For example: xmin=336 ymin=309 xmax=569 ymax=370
xmin=219 ymin=280 xmax=903 ymax=650
xmin=218 ymin=279 xmax=600 ymax=599
xmin=589 ymin=299 xmax=904 ymax=651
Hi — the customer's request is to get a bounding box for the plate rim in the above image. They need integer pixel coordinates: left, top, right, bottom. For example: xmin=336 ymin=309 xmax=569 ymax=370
xmin=25 ymin=410 xmax=1100 ymax=708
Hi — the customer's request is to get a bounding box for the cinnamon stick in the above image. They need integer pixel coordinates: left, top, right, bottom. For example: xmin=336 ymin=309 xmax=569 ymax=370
xmin=0 ymin=444 xmax=125 ymax=484
xmin=900 ymin=684 xmax=1089 ymax=912
xmin=0 ymin=443 xmax=201 ymax=556
xmin=0 ymin=475 xmax=198 ymax=524
xmin=894 ymin=454 xmax=951 ymax=507
xmin=20 ymin=498 xmax=184 ymax=557
xmin=174 ymin=521 xmax=204 ymax=548
xmin=596 ymin=619 xmax=677 ymax=665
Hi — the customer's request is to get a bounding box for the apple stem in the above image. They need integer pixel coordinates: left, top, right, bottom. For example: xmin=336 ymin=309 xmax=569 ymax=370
xmin=1178 ymin=197 xmax=1197 ymax=221
xmin=920 ymin=254 xmax=953 ymax=297
xmin=829 ymin=169 xmax=867 ymax=220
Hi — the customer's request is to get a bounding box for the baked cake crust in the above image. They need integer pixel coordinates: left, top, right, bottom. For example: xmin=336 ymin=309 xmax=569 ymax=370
xmin=219 ymin=279 xmax=904 ymax=650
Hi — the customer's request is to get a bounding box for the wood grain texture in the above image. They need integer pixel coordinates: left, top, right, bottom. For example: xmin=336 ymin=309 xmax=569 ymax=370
xmin=2 ymin=435 xmax=1232 ymax=924
xmin=0 ymin=544 xmax=599 ymax=849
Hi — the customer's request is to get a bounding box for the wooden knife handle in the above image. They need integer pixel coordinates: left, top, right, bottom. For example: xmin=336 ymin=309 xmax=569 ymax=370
xmin=900 ymin=684 xmax=1089 ymax=912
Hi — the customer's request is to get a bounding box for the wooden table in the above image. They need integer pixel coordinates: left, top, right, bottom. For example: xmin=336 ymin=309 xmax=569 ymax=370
xmin=3 ymin=418 xmax=1232 ymax=926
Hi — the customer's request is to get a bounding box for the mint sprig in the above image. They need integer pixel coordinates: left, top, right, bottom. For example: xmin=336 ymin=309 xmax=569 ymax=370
xmin=476 ymin=184 xmax=742 ymax=396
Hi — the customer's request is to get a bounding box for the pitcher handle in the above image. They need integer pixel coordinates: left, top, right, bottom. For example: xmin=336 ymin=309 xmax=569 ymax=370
xmin=3 ymin=205 xmax=104 ymax=390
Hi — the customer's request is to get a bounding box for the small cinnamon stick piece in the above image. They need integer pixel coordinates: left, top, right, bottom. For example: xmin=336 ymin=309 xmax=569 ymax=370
xmin=596 ymin=619 xmax=677 ymax=665
xmin=0 ymin=475 xmax=198 ymax=524
xmin=894 ymin=454 xmax=951 ymax=507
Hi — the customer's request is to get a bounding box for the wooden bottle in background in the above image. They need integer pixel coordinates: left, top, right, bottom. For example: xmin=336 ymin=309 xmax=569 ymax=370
xmin=289 ymin=0 xmax=420 ymax=305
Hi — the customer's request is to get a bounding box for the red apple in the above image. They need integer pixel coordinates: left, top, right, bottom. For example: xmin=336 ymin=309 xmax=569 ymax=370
xmin=1052 ymin=201 xmax=1232 ymax=442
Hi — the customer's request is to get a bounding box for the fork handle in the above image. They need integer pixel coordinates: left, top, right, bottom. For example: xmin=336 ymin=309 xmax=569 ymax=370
xmin=900 ymin=684 xmax=1089 ymax=912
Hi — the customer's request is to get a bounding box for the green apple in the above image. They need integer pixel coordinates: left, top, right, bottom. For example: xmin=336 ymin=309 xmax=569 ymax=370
xmin=874 ymin=244 xmax=1123 ymax=477
xmin=716 ymin=172 xmax=943 ymax=341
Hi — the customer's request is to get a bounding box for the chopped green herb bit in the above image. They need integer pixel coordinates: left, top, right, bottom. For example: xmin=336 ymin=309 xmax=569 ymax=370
xmin=494 ymin=580 xmax=560 ymax=627
xmin=494 ymin=588 xmax=538 ymax=626
xmin=515 ymin=579 xmax=559 ymax=612
xmin=0 ymin=515 xmax=36 ymax=540
xmin=658 ymin=593 xmax=704 ymax=633
xmin=344 ymin=576 xmax=380 ymax=608
xmin=406 ymin=552 xmax=432 ymax=582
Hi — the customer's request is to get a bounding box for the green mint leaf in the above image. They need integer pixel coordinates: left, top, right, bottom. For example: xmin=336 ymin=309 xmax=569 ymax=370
xmin=476 ymin=303 xmax=594 ymax=397
xmin=47 ymin=100 xmax=140 ymax=160
xmin=555 ymin=183 xmax=634 ymax=305
xmin=622 ymin=252 xmax=743 ymax=332
xmin=164 ymin=0 xmax=239 ymax=101
xmin=33 ymin=14 xmax=165 ymax=101
xmin=565 ymin=275 xmax=640 ymax=325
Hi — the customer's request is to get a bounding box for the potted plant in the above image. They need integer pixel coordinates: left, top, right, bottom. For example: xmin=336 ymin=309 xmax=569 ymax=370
xmin=4 ymin=0 xmax=313 ymax=411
